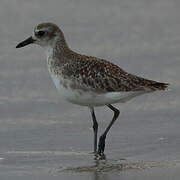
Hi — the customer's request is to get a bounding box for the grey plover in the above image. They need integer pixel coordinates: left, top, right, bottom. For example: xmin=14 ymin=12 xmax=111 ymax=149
xmin=16 ymin=22 xmax=168 ymax=159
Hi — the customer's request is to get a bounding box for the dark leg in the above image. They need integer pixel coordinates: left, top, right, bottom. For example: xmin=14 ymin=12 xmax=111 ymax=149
xmin=90 ymin=107 xmax=98 ymax=153
xmin=98 ymin=104 xmax=120 ymax=156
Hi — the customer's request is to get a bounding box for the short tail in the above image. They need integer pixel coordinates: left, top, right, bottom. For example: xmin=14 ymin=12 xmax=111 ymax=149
xmin=148 ymin=82 xmax=169 ymax=91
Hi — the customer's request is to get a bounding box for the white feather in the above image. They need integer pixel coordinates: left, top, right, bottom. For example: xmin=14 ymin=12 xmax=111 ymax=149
xmin=49 ymin=73 xmax=150 ymax=106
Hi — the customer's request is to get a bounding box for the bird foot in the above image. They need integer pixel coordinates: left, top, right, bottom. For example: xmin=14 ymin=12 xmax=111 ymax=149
xmin=94 ymin=152 xmax=106 ymax=160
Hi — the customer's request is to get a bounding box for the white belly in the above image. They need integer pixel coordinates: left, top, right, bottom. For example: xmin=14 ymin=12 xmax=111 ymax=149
xmin=50 ymin=73 xmax=151 ymax=107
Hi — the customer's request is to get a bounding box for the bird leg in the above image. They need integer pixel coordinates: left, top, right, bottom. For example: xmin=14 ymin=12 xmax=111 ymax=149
xmin=90 ymin=107 xmax=98 ymax=154
xmin=98 ymin=104 xmax=120 ymax=158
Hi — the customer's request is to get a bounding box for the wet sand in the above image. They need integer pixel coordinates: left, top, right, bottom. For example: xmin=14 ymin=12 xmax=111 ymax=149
xmin=0 ymin=0 xmax=180 ymax=179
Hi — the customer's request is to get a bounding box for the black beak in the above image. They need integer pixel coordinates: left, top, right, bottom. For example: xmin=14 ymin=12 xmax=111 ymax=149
xmin=16 ymin=36 xmax=35 ymax=48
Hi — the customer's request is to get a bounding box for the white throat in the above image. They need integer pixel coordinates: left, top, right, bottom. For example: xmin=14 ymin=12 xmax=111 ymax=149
xmin=43 ymin=46 xmax=54 ymax=58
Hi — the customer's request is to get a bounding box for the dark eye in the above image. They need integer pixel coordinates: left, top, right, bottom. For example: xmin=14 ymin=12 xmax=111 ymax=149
xmin=35 ymin=30 xmax=46 ymax=37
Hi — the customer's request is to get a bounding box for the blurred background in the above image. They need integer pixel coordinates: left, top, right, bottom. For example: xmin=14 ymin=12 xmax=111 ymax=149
xmin=0 ymin=0 xmax=180 ymax=179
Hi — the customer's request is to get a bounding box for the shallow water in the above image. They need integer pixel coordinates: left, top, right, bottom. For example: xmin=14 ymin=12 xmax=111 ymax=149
xmin=0 ymin=0 xmax=180 ymax=179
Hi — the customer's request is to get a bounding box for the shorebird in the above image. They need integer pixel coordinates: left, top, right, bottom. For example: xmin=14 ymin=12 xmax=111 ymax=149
xmin=16 ymin=22 xmax=168 ymax=159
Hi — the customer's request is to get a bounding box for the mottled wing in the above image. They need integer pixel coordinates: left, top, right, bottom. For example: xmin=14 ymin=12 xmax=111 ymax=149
xmin=62 ymin=55 xmax=168 ymax=93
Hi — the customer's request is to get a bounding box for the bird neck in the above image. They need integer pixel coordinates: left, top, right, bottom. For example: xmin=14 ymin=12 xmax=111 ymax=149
xmin=45 ymin=35 xmax=70 ymax=60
